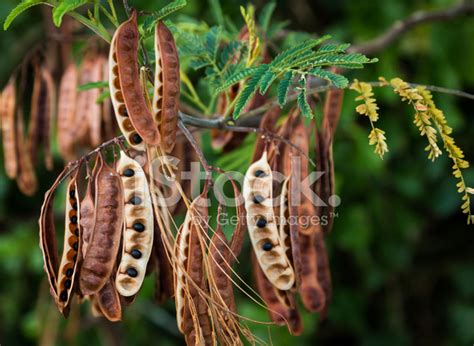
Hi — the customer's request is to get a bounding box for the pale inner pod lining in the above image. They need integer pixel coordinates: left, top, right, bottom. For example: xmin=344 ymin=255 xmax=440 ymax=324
xmin=174 ymin=214 xmax=191 ymax=333
xmin=108 ymin=35 xmax=145 ymax=150
xmin=152 ymin=30 xmax=163 ymax=125
xmin=115 ymin=151 xmax=153 ymax=296
xmin=56 ymin=179 xmax=80 ymax=309
xmin=243 ymin=152 xmax=295 ymax=291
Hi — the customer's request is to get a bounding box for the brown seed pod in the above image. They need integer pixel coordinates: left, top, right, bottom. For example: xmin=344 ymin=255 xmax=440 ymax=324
xmin=96 ymin=279 xmax=122 ymax=322
xmin=115 ymin=151 xmax=154 ymax=297
xmin=1 ymin=78 xmax=18 ymax=178
xmin=56 ymin=171 xmax=81 ymax=314
xmin=28 ymin=65 xmax=55 ymax=170
xmin=243 ymin=152 xmax=295 ymax=291
xmin=315 ymin=230 xmax=332 ymax=319
xmin=75 ymin=55 xmax=102 ymax=146
xmin=57 ymin=63 xmax=78 ymax=160
xmin=251 ymin=252 xmax=303 ymax=335
xmin=80 ymin=181 xmax=95 ymax=258
xmin=114 ymin=11 xmax=160 ymax=146
xmin=153 ymin=21 xmax=180 ymax=153
xmin=80 ymin=154 xmax=124 ymax=295
xmin=252 ymin=107 xmax=281 ymax=162
xmin=153 ymin=219 xmax=174 ymax=303
xmin=16 ymin=105 xmax=38 ymax=196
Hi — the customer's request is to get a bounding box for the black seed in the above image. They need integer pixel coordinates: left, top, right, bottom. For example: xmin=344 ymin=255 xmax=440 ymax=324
xmin=74 ymin=229 xmax=79 ymax=237
xmin=73 ymin=254 xmax=77 ymax=262
xmin=66 ymin=268 xmax=73 ymax=277
xmin=60 ymin=291 xmax=68 ymax=302
xmin=255 ymin=170 xmax=266 ymax=177
xmin=72 ymin=203 xmax=78 ymax=210
xmin=64 ymin=279 xmax=72 ymax=289
xmin=72 ymin=242 xmax=78 ymax=251
xmin=70 ymin=215 xmax=78 ymax=224
xmin=69 ymin=190 xmax=75 ymax=199
xmin=123 ymin=168 xmax=135 ymax=177
xmin=129 ymin=196 xmax=142 ymax=205
xmin=253 ymin=195 xmax=265 ymax=204
xmin=123 ymin=108 xmax=128 ymax=117
xmin=132 ymin=133 xmax=142 ymax=144
xmin=131 ymin=249 xmax=142 ymax=259
xmin=262 ymin=242 xmax=273 ymax=251
xmin=133 ymin=222 xmax=145 ymax=232
xmin=256 ymin=218 xmax=267 ymax=228
xmin=127 ymin=267 xmax=138 ymax=277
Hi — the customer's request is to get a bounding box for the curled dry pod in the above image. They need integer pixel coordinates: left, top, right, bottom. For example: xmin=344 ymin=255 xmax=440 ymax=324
xmin=153 ymin=21 xmax=180 ymax=153
xmin=243 ymin=152 xmax=295 ymax=291
xmin=1 ymin=78 xmax=18 ymax=178
xmin=80 ymin=181 xmax=95 ymax=258
xmin=28 ymin=65 xmax=55 ymax=170
xmin=80 ymin=154 xmax=124 ymax=295
xmin=57 ymin=63 xmax=78 ymax=160
xmin=96 ymin=279 xmax=122 ymax=322
xmin=56 ymin=170 xmax=81 ymax=314
xmin=16 ymin=105 xmax=38 ymax=196
xmin=114 ymin=11 xmax=160 ymax=146
xmin=251 ymin=252 xmax=303 ymax=335
xmin=115 ymin=150 xmax=154 ymax=297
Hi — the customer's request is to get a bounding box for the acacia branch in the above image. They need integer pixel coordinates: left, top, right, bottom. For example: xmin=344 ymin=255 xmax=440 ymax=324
xmin=352 ymin=1 xmax=474 ymax=55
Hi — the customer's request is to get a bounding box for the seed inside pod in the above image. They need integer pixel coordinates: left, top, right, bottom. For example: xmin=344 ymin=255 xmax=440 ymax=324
xmin=72 ymin=242 xmax=78 ymax=251
xmin=253 ymin=195 xmax=265 ymax=204
xmin=129 ymin=196 xmax=142 ymax=205
xmin=126 ymin=268 xmax=138 ymax=277
xmin=60 ymin=291 xmax=68 ymax=302
xmin=255 ymin=170 xmax=266 ymax=177
xmin=262 ymin=242 xmax=273 ymax=251
xmin=70 ymin=215 xmax=78 ymax=224
xmin=69 ymin=190 xmax=75 ymax=198
xmin=64 ymin=279 xmax=72 ymax=289
xmin=256 ymin=218 xmax=267 ymax=228
xmin=131 ymin=249 xmax=142 ymax=259
xmin=132 ymin=222 xmax=145 ymax=232
xmin=66 ymin=268 xmax=73 ymax=277
xmin=132 ymin=133 xmax=142 ymax=144
xmin=123 ymin=168 xmax=134 ymax=177
xmin=72 ymin=203 xmax=78 ymax=210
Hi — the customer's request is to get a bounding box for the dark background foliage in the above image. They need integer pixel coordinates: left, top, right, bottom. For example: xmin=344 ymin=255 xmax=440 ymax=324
xmin=1 ymin=0 xmax=474 ymax=345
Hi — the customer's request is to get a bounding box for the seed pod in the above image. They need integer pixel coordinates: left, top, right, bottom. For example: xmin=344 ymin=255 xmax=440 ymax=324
xmin=1 ymin=78 xmax=18 ymax=178
xmin=243 ymin=152 xmax=295 ymax=291
xmin=153 ymin=219 xmax=174 ymax=303
xmin=57 ymin=63 xmax=78 ymax=160
xmin=252 ymin=107 xmax=281 ymax=162
xmin=75 ymin=55 xmax=102 ymax=146
xmin=80 ymin=181 xmax=95 ymax=258
xmin=80 ymin=154 xmax=124 ymax=295
xmin=16 ymin=105 xmax=38 ymax=196
xmin=96 ymin=279 xmax=122 ymax=322
xmin=114 ymin=11 xmax=160 ymax=146
xmin=28 ymin=65 xmax=55 ymax=170
xmin=56 ymin=170 xmax=81 ymax=314
xmin=251 ymin=252 xmax=303 ymax=335
xmin=153 ymin=21 xmax=180 ymax=153
xmin=115 ymin=150 xmax=154 ymax=297
xmin=228 ymin=178 xmax=246 ymax=264
xmin=315 ymin=230 xmax=332 ymax=319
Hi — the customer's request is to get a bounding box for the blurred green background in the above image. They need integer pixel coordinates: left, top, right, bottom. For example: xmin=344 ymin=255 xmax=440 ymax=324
xmin=1 ymin=0 xmax=474 ymax=345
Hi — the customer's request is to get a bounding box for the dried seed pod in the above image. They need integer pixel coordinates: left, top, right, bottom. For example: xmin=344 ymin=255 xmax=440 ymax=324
xmin=57 ymin=63 xmax=78 ymax=160
xmin=153 ymin=21 xmax=180 ymax=153
xmin=243 ymin=152 xmax=295 ymax=291
xmin=115 ymin=150 xmax=154 ymax=297
xmin=96 ymin=279 xmax=122 ymax=322
xmin=114 ymin=11 xmax=160 ymax=146
xmin=1 ymin=78 xmax=18 ymax=178
xmin=153 ymin=219 xmax=174 ymax=303
xmin=56 ymin=171 xmax=81 ymax=314
xmin=80 ymin=181 xmax=95 ymax=257
xmin=16 ymin=105 xmax=38 ymax=196
xmin=252 ymin=107 xmax=281 ymax=162
xmin=315 ymin=230 xmax=332 ymax=318
xmin=251 ymin=252 xmax=303 ymax=335
xmin=80 ymin=155 xmax=124 ymax=295
xmin=28 ymin=65 xmax=55 ymax=170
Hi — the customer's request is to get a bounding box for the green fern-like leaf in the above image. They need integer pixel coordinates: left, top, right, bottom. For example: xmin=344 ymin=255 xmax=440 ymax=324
xmin=4 ymin=0 xmax=47 ymax=30
xmin=155 ymin=0 xmax=187 ymax=20
xmin=233 ymin=65 xmax=269 ymax=118
xmin=271 ymin=35 xmax=331 ymax=68
xmin=317 ymin=43 xmax=351 ymax=54
xmin=277 ymin=71 xmax=293 ymax=107
xmin=258 ymin=1 xmax=276 ymax=32
xmin=259 ymin=69 xmax=278 ymax=94
xmin=53 ymin=0 xmax=88 ymax=27
xmin=217 ymin=66 xmax=262 ymax=92
xmin=308 ymin=67 xmax=348 ymax=88
xmin=297 ymin=87 xmax=313 ymax=118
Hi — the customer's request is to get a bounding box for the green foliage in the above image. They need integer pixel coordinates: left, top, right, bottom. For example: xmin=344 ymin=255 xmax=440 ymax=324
xmin=53 ymin=0 xmax=88 ymax=27
xmin=77 ymin=80 xmax=108 ymax=91
xmin=277 ymin=71 xmax=293 ymax=106
xmin=3 ymin=0 xmax=48 ymax=30
xmin=258 ymin=1 xmax=276 ymax=32
xmin=296 ymin=79 xmax=314 ymax=118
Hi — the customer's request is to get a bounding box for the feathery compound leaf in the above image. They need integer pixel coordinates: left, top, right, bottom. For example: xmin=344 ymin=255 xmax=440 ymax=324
xmin=317 ymin=43 xmax=351 ymax=54
xmin=155 ymin=0 xmax=187 ymax=20
xmin=297 ymin=87 xmax=313 ymax=118
xmin=271 ymin=35 xmax=331 ymax=68
xmin=259 ymin=69 xmax=278 ymax=94
xmin=309 ymin=67 xmax=348 ymax=88
xmin=219 ymin=40 xmax=242 ymax=68
xmin=233 ymin=65 xmax=269 ymax=118
xmin=4 ymin=0 xmax=47 ymax=30
xmin=208 ymin=0 xmax=224 ymax=27
xmin=205 ymin=26 xmax=220 ymax=59
xmin=277 ymin=71 xmax=293 ymax=107
xmin=258 ymin=1 xmax=276 ymax=32
xmin=217 ymin=66 xmax=262 ymax=92
xmin=53 ymin=0 xmax=88 ymax=27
